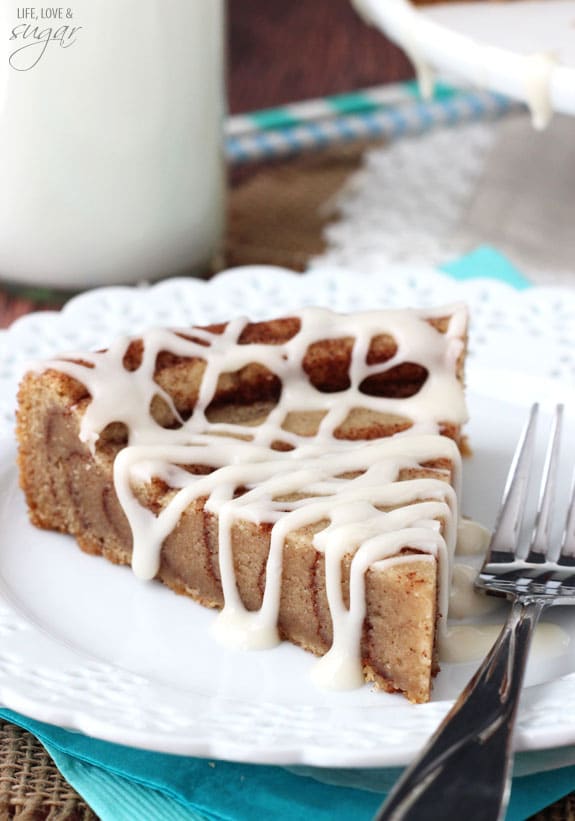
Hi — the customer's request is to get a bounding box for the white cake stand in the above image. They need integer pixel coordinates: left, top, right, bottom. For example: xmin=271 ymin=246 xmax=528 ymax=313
xmin=353 ymin=0 xmax=575 ymax=129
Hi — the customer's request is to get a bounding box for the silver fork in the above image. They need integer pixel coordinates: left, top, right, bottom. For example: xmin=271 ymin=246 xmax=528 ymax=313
xmin=375 ymin=403 xmax=575 ymax=821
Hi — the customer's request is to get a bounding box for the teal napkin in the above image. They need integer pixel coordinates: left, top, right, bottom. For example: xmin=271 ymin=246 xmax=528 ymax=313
xmin=2 ymin=707 xmax=575 ymax=821
xmin=440 ymin=245 xmax=531 ymax=290
xmin=5 ymin=247 xmax=569 ymax=820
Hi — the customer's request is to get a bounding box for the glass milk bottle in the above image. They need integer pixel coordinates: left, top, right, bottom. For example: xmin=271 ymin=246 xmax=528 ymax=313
xmin=0 ymin=0 xmax=225 ymax=289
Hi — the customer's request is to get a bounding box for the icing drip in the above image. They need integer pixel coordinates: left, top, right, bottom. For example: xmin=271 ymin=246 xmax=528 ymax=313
xmin=393 ymin=7 xmax=435 ymax=100
xmin=37 ymin=305 xmax=468 ymax=692
xmin=449 ymin=563 xmax=502 ymax=620
xmin=440 ymin=622 xmax=569 ymax=664
xmin=524 ymin=52 xmax=557 ymax=130
xmin=351 ymin=0 xmax=435 ymax=98
xmin=456 ymin=518 xmax=491 ymax=557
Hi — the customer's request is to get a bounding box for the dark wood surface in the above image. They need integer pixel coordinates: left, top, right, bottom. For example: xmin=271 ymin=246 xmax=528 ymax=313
xmin=227 ymin=0 xmax=412 ymax=112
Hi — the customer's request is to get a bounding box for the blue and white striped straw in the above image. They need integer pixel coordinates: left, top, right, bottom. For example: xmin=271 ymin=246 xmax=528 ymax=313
xmin=226 ymin=82 xmax=421 ymax=137
xmin=225 ymin=80 xmax=522 ymax=165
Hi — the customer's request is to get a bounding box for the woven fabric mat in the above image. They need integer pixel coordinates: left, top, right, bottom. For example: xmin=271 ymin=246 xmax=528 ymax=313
xmin=1 ymin=147 xmax=574 ymax=820
xmin=0 ymin=721 xmax=96 ymax=820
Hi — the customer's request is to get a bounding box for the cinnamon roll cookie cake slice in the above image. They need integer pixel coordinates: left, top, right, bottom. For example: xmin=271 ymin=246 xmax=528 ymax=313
xmin=17 ymin=305 xmax=468 ymax=703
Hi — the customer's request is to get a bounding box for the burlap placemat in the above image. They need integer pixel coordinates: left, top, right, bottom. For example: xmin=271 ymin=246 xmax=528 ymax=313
xmin=2 ymin=714 xmax=575 ymax=821
xmin=0 ymin=721 xmax=97 ymax=820
xmin=1 ymin=148 xmax=574 ymax=820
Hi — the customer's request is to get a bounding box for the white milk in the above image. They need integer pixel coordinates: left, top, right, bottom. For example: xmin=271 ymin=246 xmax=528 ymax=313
xmin=0 ymin=0 xmax=225 ymax=288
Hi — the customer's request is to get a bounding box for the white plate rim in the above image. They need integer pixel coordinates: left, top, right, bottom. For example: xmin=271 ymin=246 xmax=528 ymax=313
xmin=1 ymin=264 xmax=575 ymax=767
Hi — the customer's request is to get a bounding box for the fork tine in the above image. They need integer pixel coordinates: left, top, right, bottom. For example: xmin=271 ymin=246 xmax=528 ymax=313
xmin=526 ymin=405 xmax=564 ymax=563
xmin=486 ymin=404 xmax=539 ymax=564
xmin=558 ymin=462 xmax=575 ymax=565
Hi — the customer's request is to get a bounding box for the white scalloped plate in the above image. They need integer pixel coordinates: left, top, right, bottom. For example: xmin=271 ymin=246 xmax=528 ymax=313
xmin=1 ymin=265 xmax=575 ymax=767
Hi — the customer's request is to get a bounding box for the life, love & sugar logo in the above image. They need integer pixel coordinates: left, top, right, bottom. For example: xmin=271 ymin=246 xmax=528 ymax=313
xmin=9 ymin=7 xmax=83 ymax=71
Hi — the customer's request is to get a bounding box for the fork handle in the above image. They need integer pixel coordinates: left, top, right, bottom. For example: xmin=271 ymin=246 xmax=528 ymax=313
xmin=374 ymin=599 xmax=546 ymax=821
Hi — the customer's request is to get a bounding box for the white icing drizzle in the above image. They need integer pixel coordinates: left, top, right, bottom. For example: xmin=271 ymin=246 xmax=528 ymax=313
xmin=39 ymin=305 xmax=468 ymax=451
xmin=440 ymin=621 xmax=569 ymax=665
xmin=524 ymin=52 xmax=558 ymax=130
xmin=393 ymin=5 xmax=435 ymax=100
xmin=351 ymin=0 xmax=435 ymax=99
xmin=449 ymin=562 xmax=503 ymax=621
xmin=115 ymin=435 xmax=460 ymax=687
xmin=456 ymin=518 xmax=491 ymax=557
xmin=37 ymin=305 xmax=469 ymax=692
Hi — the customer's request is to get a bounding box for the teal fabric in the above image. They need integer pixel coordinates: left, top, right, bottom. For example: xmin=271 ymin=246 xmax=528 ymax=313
xmin=48 ymin=746 xmax=202 ymax=821
xmin=249 ymin=107 xmax=300 ymax=131
xmin=1 ymin=708 xmax=384 ymax=820
xmin=403 ymin=78 xmax=459 ymax=101
xmin=441 ymin=245 xmax=532 ymax=290
xmin=2 ymin=708 xmax=575 ymax=821
xmin=326 ymin=91 xmax=380 ymax=116
xmin=7 ymin=247 xmax=565 ymax=819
